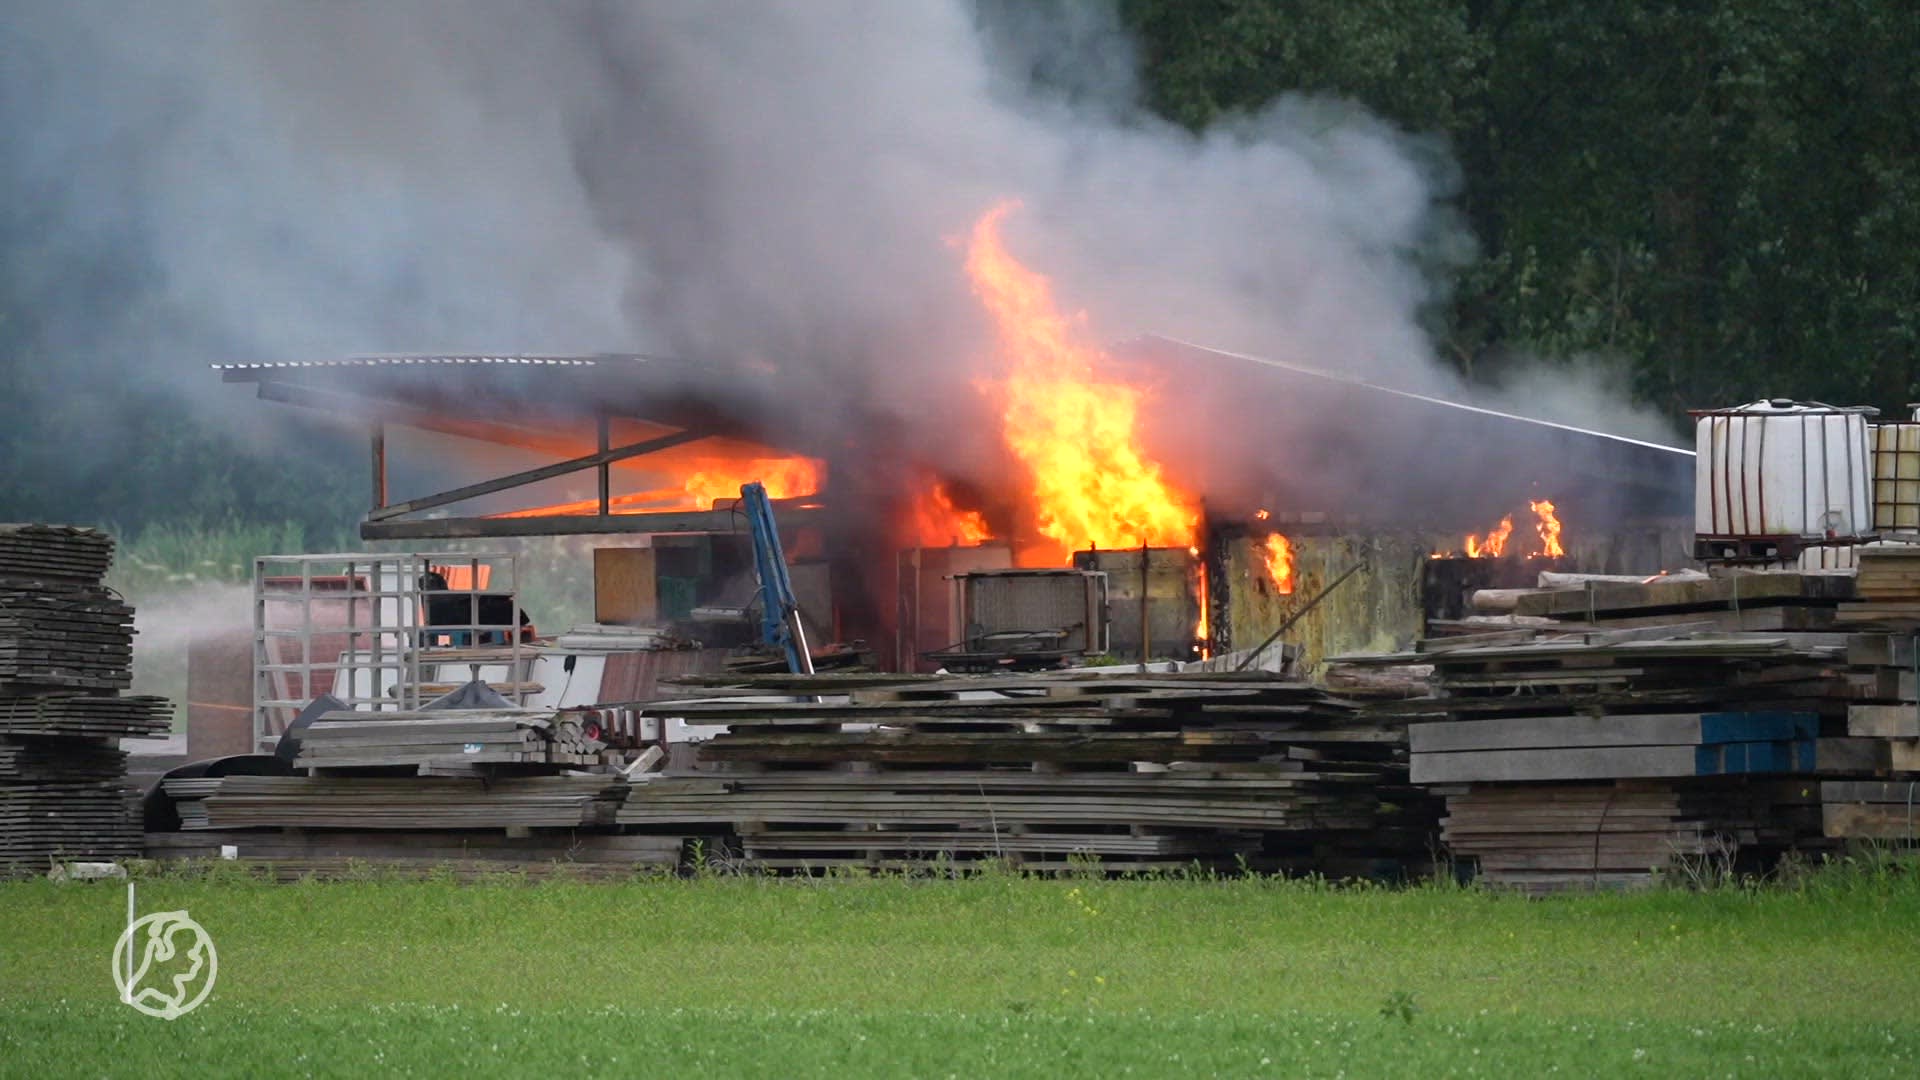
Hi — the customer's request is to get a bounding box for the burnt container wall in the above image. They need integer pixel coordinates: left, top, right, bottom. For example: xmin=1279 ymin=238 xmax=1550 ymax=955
xmin=1226 ymin=534 xmax=1424 ymax=676
xmin=1071 ymin=548 xmax=1199 ymax=662
xmin=1225 ymin=520 xmax=1697 ymax=676
xmin=895 ymin=544 xmax=1015 ymax=672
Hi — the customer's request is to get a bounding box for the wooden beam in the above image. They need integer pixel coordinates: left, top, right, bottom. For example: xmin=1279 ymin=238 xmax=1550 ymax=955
xmin=365 ymin=428 xmax=717 ymax=522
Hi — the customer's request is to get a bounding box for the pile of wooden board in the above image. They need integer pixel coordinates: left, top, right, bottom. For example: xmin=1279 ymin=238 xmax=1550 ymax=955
xmin=1839 ymin=547 xmax=1920 ymax=624
xmin=0 ymin=526 xmax=169 ymax=877
xmin=291 ymin=708 xmax=605 ymax=771
xmin=1822 ymin=631 xmax=1920 ymax=839
xmin=0 ymin=524 xmax=115 ymax=584
xmin=143 ymin=828 xmax=678 ymax=881
xmin=1437 ymin=782 xmax=1817 ymax=892
xmin=618 ymin=669 xmax=1439 ymax=875
xmin=1340 ymin=616 xmax=1920 ymax=888
xmin=1482 ymin=568 xmax=1856 ymax=633
xmin=170 ymin=775 xmax=627 ymax=830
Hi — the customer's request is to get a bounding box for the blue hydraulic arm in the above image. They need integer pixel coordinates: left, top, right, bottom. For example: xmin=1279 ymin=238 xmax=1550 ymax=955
xmin=741 ymin=481 xmax=814 ymax=675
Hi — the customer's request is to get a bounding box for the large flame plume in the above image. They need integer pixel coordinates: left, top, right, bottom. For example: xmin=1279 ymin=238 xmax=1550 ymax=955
xmin=965 ymin=201 xmax=1199 ymax=564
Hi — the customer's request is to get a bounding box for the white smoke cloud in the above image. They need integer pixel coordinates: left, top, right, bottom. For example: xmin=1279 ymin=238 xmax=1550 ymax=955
xmin=5 ymin=0 xmax=1675 ymax=511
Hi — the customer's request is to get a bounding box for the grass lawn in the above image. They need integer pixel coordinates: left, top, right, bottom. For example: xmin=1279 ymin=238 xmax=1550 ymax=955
xmin=4 ymin=864 xmax=1919 ymax=1076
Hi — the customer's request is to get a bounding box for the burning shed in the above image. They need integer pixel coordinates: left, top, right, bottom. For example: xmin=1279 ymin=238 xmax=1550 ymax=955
xmin=214 ymin=208 xmax=1695 ymax=674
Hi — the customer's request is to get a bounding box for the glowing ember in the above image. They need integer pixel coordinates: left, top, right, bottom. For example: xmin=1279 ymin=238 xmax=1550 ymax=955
xmin=1254 ymin=508 xmax=1271 ymax=521
xmin=965 ymin=201 xmax=1198 ymax=564
xmin=1463 ymin=515 xmax=1514 ymax=558
xmin=1261 ymin=533 xmax=1296 ymax=595
xmin=1531 ymin=499 xmax=1565 ymax=558
xmin=909 ymin=483 xmax=994 ymax=547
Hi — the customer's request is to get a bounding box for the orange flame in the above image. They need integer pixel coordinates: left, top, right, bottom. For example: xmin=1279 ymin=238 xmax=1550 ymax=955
xmin=1531 ymin=499 xmax=1565 ymax=558
xmin=1453 ymin=500 xmax=1566 ymax=558
xmin=681 ymin=456 xmax=821 ymax=508
xmin=1261 ymin=533 xmax=1295 ymax=595
xmin=909 ymin=483 xmax=994 ymax=547
xmin=491 ymin=442 xmax=823 ymax=519
xmin=1193 ymin=545 xmax=1211 ymax=658
xmin=966 ymin=201 xmax=1198 ymax=564
xmin=1463 ymin=515 xmax=1514 ymax=558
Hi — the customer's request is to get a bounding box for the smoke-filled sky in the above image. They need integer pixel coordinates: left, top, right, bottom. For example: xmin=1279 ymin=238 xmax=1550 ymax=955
xmin=1 ymin=0 xmax=1678 ymax=512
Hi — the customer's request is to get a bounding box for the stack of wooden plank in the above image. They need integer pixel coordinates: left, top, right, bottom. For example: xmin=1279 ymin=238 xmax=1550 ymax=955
xmin=1494 ymin=569 xmax=1857 ymax=632
xmin=292 ymin=709 xmax=605 ymax=771
xmin=1821 ymin=631 xmax=1920 ymax=838
xmin=0 ymin=526 xmax=169 ymax=877
xmin=619 ymin=670 xmax=1439 ymax=875
xmin=0 ymin=524 xmax=115 ymax=584
xmin=0 ymin=586 xmax=134 ymax=690
xmin=1819 ymin=781 xmax=1920 ymax=841
xmin=143 ymin=828 xmax=678 ymax=881
xmin=171 ymin=775 xmax=627 ymax=830
xmin=1334 ymin=628 xmax=1904 ymax=889
xmin=1838 ymin=546 xmax=1920 ymax=624
xmin=1438 ymin=782 xmax=1817 ymax=892
xmin=0 ymin=695 xmax=173 ymax=738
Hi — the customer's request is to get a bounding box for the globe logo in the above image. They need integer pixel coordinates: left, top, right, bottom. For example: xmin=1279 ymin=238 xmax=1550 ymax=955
xmin=111 ymin=910 xmax=218 ymax=1020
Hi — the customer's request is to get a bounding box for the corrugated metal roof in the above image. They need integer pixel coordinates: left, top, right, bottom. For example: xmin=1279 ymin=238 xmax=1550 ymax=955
xmin=210 ymin=354 xmax=652 ymax=372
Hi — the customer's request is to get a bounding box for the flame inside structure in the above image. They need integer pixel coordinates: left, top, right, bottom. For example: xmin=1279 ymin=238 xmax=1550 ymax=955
xmin=1262 ymin=533 xmax=1296 ymax=595
xmin=680 ymin=456 xmax=822 ymax=508
xmin=1454 ymin=499 xmax=1566 ymax=559
xmin=909 ymin=483 xmax=995 ymax=547
xmin=964 ymin=201 xmax=1199 ymax=565
xmin=1463 ymin=515 xmax=1514 ymax=558
xmin=1531 ymin=499 xmax=1565 ymax=558
xmin=491 ymin=447 xmax=823 ymax=518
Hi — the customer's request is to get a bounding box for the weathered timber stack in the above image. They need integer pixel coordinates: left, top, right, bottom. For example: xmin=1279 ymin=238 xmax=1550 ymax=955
xmin=1503 ymin=569 xmax=1857 ymax=632
xmin=619 ymin=670 xmax=1439 ymax=876
xmin=291 ymin=708 xmax=606 ymax=772
xmin=1344 ymin=627 xmax=1864 ymax=889
xmin=145 ymin=697 xmax=631 ymax=877
xmin=0 ymin=525 xmax=170 ymax=877
xmin=142 ymin=829 xmax=679 ymax=881
xmin=1349 ymin=561 xmax=1920 ymax=889
xmin=168 ymin=775 xmax=627 ymax=830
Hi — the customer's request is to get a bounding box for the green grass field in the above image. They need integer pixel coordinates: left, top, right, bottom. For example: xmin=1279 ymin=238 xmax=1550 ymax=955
xmin=5 ymin=865 xmax=1919 ymax=1076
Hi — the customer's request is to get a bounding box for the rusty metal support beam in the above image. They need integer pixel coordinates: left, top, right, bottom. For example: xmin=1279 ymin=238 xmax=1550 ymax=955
xmin=358 ymin=502 xmax=824 ymax=541
xmin=369 ymin=422 xmax=388 ymax=511
xmin=596 ymin=411 xmax=611 ymax=517
xmin=365 ymin=427 xmax=717 ymax=522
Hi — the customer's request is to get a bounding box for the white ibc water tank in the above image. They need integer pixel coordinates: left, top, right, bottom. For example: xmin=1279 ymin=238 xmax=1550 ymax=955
xmin=1693 ymin=400 xmax=1876 ymax=542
